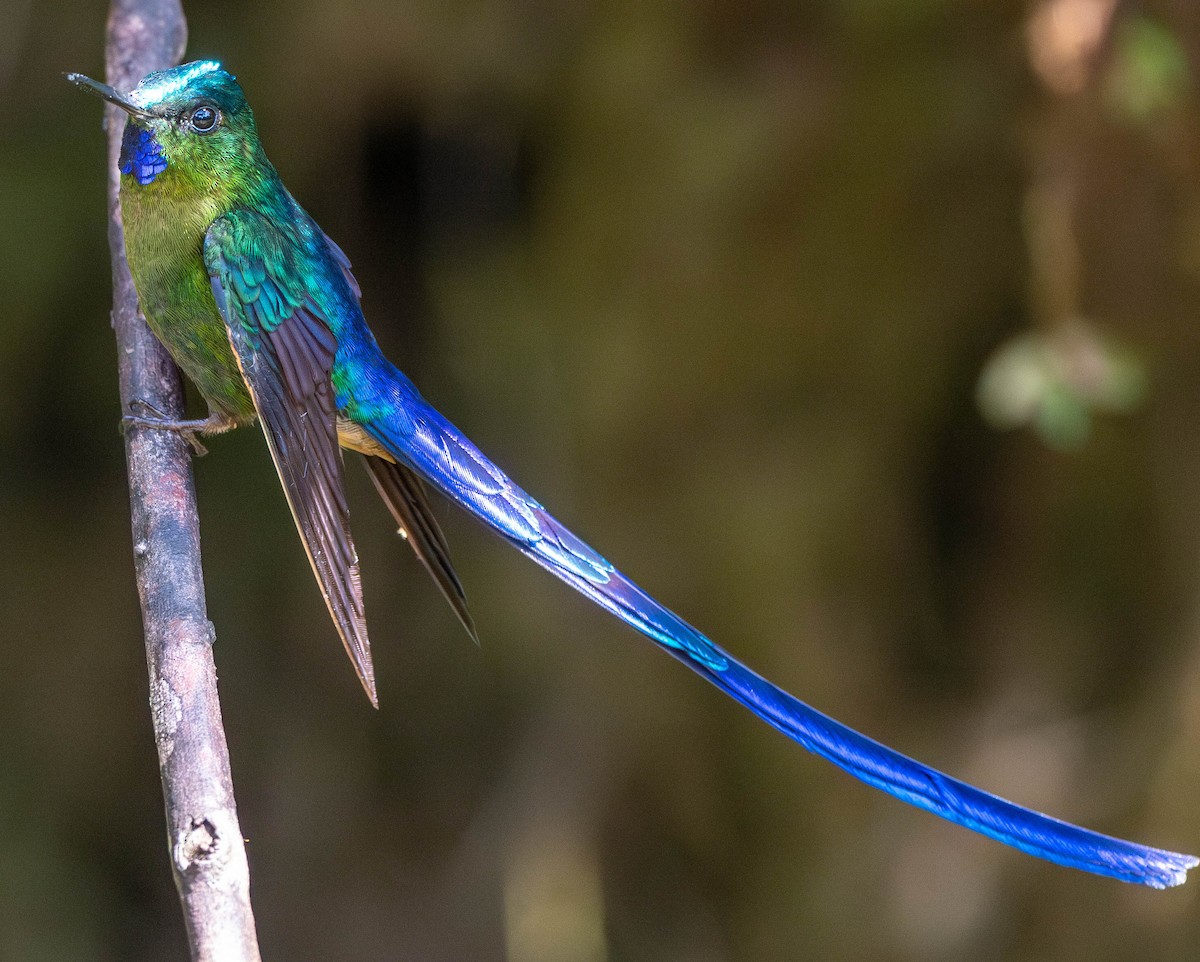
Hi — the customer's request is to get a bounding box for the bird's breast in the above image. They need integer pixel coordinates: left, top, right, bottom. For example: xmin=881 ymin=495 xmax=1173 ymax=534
xmin=120 ymin=179 xmax=257 ymax=423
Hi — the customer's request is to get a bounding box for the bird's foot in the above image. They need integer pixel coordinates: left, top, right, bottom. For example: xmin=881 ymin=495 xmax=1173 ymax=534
xmin=121 ymin=400 xmax=238 ymax=456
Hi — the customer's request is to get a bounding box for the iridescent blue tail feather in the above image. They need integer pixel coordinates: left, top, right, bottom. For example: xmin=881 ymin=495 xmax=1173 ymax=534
xmin=362 ymin=375 xmax=1196 ymax=888
xmin=690 ymin=652 xmax=1195 ymax=887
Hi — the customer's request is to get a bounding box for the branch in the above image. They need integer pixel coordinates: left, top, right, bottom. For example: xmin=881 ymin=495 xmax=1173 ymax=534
xmin=101 ymin=2 xmax=262 ymax=959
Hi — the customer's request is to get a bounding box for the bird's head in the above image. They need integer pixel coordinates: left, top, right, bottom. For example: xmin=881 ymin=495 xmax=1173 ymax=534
xmin=67 ymin=61 xmax=262 ymax=189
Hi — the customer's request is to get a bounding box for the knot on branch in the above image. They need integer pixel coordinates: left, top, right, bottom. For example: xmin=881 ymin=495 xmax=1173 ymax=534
xmin=175 ymin=816 xmax=223 ymax=873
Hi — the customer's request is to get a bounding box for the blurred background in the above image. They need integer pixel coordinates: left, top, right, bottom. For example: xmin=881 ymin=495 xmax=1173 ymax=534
xmin=4 ymin=0 xmax=1200 ymax=959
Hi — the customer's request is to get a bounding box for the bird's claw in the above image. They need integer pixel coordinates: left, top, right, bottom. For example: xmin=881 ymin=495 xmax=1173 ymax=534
xmin=121 ymin=399 xmax=222 ymax=456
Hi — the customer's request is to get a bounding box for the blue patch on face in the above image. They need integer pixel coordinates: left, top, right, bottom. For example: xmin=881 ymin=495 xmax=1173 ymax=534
xmin=119 ymin=123 xmax=168 ymax=185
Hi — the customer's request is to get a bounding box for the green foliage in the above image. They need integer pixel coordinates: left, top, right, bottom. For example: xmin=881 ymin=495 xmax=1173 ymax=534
xmin=1104 ymin=17 xmax=1191 ymax=125
xmin=976 ymin=327 xmax=1146 ymax=450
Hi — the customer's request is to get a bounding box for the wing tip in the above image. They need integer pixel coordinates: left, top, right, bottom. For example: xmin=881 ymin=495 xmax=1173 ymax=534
xmin=341 ymin=612 xmax=378 ymax=708
xmin=361 ymin=455 xmax=480 ymax=647
xmin=450 ymin=594 xmax=480 ymax=647
xmin=355 ymin=660 xmax=379 ymax=708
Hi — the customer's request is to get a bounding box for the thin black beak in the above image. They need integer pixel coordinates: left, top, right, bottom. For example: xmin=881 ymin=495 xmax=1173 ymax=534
xmin=65 ymin=72 xmax=154 ymax=120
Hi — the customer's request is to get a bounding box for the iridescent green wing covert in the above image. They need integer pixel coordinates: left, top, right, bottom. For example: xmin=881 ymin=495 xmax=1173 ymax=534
xmin=203 ymin=209 xmax=375 ymax=703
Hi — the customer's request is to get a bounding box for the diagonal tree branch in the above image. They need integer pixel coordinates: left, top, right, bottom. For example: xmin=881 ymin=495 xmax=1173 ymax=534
xmin=100 ymin=1 xmax=261 ymax=958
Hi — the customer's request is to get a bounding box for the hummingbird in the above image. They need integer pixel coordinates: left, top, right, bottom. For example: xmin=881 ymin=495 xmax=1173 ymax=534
xmin=68 ymin=60 xmax=1196 ymax=888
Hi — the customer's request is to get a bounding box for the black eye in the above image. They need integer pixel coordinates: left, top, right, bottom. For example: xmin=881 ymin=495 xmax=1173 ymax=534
xmin=189 ymin=105 xmax=219 ymax=133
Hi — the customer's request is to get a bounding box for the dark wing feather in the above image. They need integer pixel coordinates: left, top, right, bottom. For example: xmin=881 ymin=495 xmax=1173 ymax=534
xmin=205 ymin=213 xmax=375 ymax=705
xmin=322 ymin=227 xmax=477 ymax=642
xmin=362 ymin=456 xmax=478 ymax=644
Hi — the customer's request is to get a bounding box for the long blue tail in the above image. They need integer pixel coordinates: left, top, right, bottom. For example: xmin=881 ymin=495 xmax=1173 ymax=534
xmin=361 ymin=376 xmax=1196 ymax=888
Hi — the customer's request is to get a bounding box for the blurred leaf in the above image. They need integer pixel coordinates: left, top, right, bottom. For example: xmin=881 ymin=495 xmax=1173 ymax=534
xmin=976 ymin=323 xmax=1146 ymax=449
xmin=1103 ymin=16 xmax=1190 ymax=124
